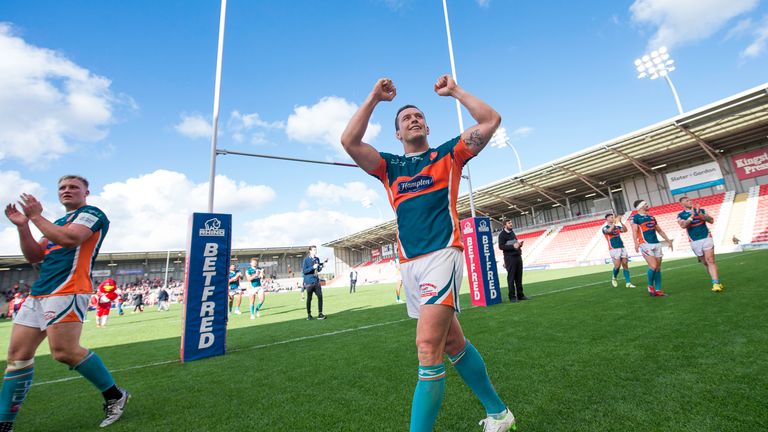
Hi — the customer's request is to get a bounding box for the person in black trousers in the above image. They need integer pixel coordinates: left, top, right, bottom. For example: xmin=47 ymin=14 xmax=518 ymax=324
xmin=498 ymin=219 xmax=529 ymax=302
xmin=302 ymin=246 xmax=327 ymax=320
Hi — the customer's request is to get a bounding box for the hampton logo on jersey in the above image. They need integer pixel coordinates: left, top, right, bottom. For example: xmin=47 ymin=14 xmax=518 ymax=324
xmin=31 ymin=205 xmax=109 ymax=297
xmin=369 ymin=136 xmax=475 ymax=262
xmin=398 ymin=175 xmax=435 ymax=194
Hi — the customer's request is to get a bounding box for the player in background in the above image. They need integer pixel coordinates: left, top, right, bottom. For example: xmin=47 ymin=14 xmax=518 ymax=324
xmin=677 ymin=197 xmax=724 ymax=292
xmin=341 ymin=76 xmax=515 ymax=432
xmin=95 ymin=278 xmax=118 ymax=328
xmin=1 ymin=175 xmax=129 ymax=430
xmin=245 ymin=258 xmax=266 ymax=319
xmin=394 ymin=258 xmax=404 ymax=303
xmin=631 ymin=200 xmax=673 ymax=297
xmin=228 ymin=263 xmax=242 ymax=314
xmin=603 ymin=213 xmax=635 ymax=288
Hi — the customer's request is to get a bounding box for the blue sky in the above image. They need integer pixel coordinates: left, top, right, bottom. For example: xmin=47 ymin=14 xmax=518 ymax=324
xmin=1 ymin=0 xmax=767 ymax=255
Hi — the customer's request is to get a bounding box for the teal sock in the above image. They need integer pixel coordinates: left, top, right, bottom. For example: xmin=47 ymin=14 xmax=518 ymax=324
xmin=647 ymin=268 xmax=655 ymax=287
xmin=255 ymin=302 xmax=263 ymax=312
xmin=612 ymin=268 xmax=619 ymax=278
xmin=72 ymin=351 xmax=115 ymax=392
xmin=654 ymin=270 xmax=662 ymax=290
xmin=249 ymin=304 xmax=255 ymax=315
xmin=449 ymin=340 xmax=506 ymax=416
xmin=409 ymin=364 xmax=446 ymax=432
xmin=623 ymin=269 xmax=631 ymax=283
xmin=712 ymin=279 xmax=719 ymax=284
xmin=0 ymin=364 xmax=34 ymax=422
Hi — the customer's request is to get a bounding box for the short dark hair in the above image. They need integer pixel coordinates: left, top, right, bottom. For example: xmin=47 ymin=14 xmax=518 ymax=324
xmin=309 ymin=245 xmax=316 ymax=252
xmin=678 ymin=196 xmax=689 ymax=202
xmin=395 ymin=105 xmax=424 ymax=131
xmin=58 ymin=175 xmax=89 ymax=189
xmin=605 ymin=213 xmax=614 ymax=219
xmin=632 ymin=199 xmax=644 ymax=209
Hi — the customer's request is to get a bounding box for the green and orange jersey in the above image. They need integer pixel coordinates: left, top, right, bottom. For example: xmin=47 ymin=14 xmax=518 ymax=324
xmin=677 ymin=209 xmax=711 ymax=241
xmin=631 ymin=213 xmax=660 ymax=245
xmin=602 ymin=224 xmax=625 ymax=249
xmin=30 ymin=205 xmax=110 ymax=297
xmin=368 ymin=135 xmax=474 ymax=263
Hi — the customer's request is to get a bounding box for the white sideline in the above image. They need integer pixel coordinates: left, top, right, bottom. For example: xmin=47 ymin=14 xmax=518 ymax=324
xmin=32 ymin=251 xmax=755 ymax=387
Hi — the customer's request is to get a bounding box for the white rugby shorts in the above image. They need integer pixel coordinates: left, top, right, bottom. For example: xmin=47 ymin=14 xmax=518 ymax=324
xmin=14 ymin=294 xmax=90 ymax=330
xmin=691 ymin=237 xmax=714 ymax=257
xmin=639 ymin=242 xmax=663 ymax=258
xmin=609 ymin=247 xmax=628 ymax=260
xmin=401 ymin=247 xmax=463 ymax=319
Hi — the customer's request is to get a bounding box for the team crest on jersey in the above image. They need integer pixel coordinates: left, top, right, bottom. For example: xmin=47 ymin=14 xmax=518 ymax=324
xmin=429 ymin=151 xmax=437 ymax=161
xmin=397 ymin=175 xmax=435 ymax=194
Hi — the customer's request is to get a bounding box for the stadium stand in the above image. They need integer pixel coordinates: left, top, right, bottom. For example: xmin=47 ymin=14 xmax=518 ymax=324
xmin=750 ymin=184 xmax=768 ymax=242
xmin=529 ymin=219 xmax=604 ymax=266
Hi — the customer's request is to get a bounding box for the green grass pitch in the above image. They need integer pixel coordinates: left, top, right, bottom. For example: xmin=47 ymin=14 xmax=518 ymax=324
xmin=2 ymin=250 xmax=766 ymax=431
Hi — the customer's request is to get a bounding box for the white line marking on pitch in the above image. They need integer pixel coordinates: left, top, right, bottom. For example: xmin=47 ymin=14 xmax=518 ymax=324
xmin=32 ymin=318 xmax=411 ymax=387
xmin=32 ymin=251 xmax=755 ymax=387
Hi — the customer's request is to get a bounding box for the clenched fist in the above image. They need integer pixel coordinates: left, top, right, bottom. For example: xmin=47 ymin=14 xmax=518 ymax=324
xmin=434 ymin=74 xmax=458 ymax=97
xmin=371 ymin=78 xmax=397 ymax=102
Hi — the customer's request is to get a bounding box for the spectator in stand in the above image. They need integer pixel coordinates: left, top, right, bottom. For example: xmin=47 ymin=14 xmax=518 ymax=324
xmin=498 ymin=219 xmax=529 ymax=302
xmin=732 ymin=235 xmax=740 ymax=245
xmin=350 ymin=269 xmax=358 ymax=293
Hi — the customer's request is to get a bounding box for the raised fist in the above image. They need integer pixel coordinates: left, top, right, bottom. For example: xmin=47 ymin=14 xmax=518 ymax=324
xmin=371 ymin=78 xmax=396 ymax=102
xmin=434 ymin=74 xmax=457 ymax=97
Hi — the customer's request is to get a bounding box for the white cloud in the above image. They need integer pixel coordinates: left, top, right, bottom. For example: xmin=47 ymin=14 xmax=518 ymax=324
xmin=0 ymin=23 xmax=118 ymax=164
xmin=88 ymin=170 xmax=275 ymax=251
xmin=227 ymin=110 xmax=283 ymax=145
xmin=742 ymin=16 xmax=768 ymax=58
xmin=725 ymin=18 xmax=753 ymax=41
xmin=0 ymin=171 xmax=53 ymax=254
xmin=476 ymin=0 xmax=491 ymax=7
xmin=285 ymin=96 xmax=381 ymax=155
xmin=630 ymin=0 xmax=758 ymax=49
xmin=237 ymin=210 xmax=382 ymax=251
xmin=174 ymin=114 xmax=212 ymax=140
xmin=305 ymin=181 xmax=381 ymax=206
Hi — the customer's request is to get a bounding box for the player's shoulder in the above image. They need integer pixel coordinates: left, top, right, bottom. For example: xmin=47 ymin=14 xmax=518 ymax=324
xmin=78 ymin=205 xmax=108 ymax=219
xmin=677 ymin=210 xmax=689 ymax=219
xmin=435 ymin=135 xmax=462 ymax=155
xmin=631 ymin=213 xmax=642 ymax=222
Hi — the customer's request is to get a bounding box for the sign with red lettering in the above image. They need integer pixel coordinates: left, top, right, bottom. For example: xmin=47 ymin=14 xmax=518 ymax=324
xmin=731 ymin=147 xmax=768 ymax=180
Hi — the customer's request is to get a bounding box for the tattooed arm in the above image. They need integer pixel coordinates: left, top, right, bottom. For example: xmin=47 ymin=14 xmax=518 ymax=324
xmin=434 ymin=74 xmax=501 ymax=156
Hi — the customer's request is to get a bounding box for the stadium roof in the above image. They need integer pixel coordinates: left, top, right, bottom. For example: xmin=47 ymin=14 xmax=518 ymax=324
xmin=325 ymin=82 xmax=768 ymax=250
xmin=0 ymin=246 xmax=311 ymax=269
